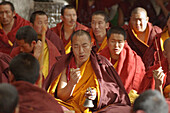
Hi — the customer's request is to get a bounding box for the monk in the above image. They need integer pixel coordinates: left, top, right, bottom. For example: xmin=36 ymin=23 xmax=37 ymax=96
xmin=44 ymin=30 xmax=131 ymax=113
xmin=0 ymin=1 xmax=30 ymax=54
xmin=10 ymin=26 xmax=60 ymax=80
xmin=51 ymin=5 xmax=89 ymax=54
xmin=90 ymin=11 xmax=109 ymax=53
xmin=30 ymin=11 xmax=65 ymax=55
xmin=9 ymin=53 xmax=64 ymax=113
xmin=122 ymin=7 xmax=162 ymax=70
xmin=0 ymin=52 xmax=12 ymax=83
xmin=100 ymin=26 xmax=146 ymax=94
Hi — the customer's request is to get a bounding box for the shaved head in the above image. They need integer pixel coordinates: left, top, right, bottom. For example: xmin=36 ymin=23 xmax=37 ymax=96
xmin=131 ymin=7 xmax=147 ymax=17
xmin=164 ymin=38 xmax=170 ymax=51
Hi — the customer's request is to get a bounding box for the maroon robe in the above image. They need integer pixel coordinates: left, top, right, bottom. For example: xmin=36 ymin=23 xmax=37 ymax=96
xmin=0 ymin=13 xmax=30 ymax=54
xmin=12 ymin=81 xmax=64 ymax=113
xmin=44 ymin=51 xmax=131 ymax=112
xmin=123 ymin=22 xmax=162 ymax=70
xmin=100 ymin=42 xmax=146 ymax=93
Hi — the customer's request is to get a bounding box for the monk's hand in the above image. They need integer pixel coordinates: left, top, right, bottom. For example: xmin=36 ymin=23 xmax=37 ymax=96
xmin=85 ymin=87 xmax=97 ymax=100
xmin=153 ymin=67 xmax=165 ymax=86
xmin=70 ymin=68 xmax=81 ymax=85
xmin=33 ymin=40 xmax=42 ymax=59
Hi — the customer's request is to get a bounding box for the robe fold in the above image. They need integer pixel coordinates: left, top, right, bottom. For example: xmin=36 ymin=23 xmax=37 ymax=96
xmin=0 ymin=52 xmax=12 ymax=83
xmin=123 ymin=22 xmax=162 ymax=70
xmin=0 ymin=13 xmax=30 ymax=54
xmin=12 ymin=81 xmax=64 ymax=113
xmin=44 ymin=51 xmax=130 ymax=113
xmin=100 ymin=42 xmax=146 ymax=93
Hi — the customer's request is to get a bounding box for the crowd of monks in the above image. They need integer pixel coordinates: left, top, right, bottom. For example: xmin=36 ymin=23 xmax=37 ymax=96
xmin=0 ymin=0 xmax=170 ymax=113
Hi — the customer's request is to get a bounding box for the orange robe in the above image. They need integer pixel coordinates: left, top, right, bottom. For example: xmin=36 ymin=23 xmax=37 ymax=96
xmin=0 ymin=13 xmax=30 ymax=54
xmin=100 ymin=42 xmax=146 ymax=93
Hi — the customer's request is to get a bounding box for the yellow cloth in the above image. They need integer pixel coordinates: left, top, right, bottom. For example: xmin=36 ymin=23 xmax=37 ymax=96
xmin=48 ymin=58 xmax=100 ymax=113
xmin=65 ymin=40 xmax=71 ymax=54
xmin=109 ymin=57 xmax=119 ymax=69
xmin=128 ymin=89 xmax=139 ymax=105
xmin=164 ymin=85 xmax=170 ymax=98
xmin=160 ymin=30 xmax=169 ymax=51
xmin=97 ymin=37 xmax=107 ymax=53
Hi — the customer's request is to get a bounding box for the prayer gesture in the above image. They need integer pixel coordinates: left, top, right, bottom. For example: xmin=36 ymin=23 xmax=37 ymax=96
xmin=153 ymin=67 xmax=165 ymax=86
xmin=85 ymin=87 xmax=97 ymax=100
xmin=33 ymin=40 xmax=42 ymax=59
xmin=70 ymin=68 xmax=81 ymax=84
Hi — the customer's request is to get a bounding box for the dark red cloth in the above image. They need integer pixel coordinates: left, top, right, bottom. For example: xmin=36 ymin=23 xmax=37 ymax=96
xmin=0 ymin=52 xmax=12 ymax=83
xmin=44 ymin=51 xmax=131 ymax=112
xmin=46 ymin=29 xmax=65 ymax=55
xmin=10 ymin=38 xmax=60 ymax=79
xmin=12 ymin=81 xmax=64 ymax=113
xmin=100 ymin=42 xmax=146 ymax=93
xmin=122 ymin=22 xmax=162 ymax=70
xmin=50 ymin=22 xmax=89 ymax=46
xmin=0 ymin=13 xmax=30 ymax=54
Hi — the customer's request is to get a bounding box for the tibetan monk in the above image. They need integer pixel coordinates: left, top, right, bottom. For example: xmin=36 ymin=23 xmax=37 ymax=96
xmin=90 ymin=11 xmax=109 ymax=53
xmin=139 ymin=38 xmax=170 ymax=95
xmin=122 ymin=7 xmax=162 ymax=70
xmin=51 ymin=5 xmax=89 ymax=54
xmin=0 ymin=52 xmax=12 ymax=83
xmin=100 ymin=27 xmax=146 ymax=94
xmin=0 ymin=1 xmax=30 ymax=54
xmin=9 ymin=53 xmax=64 ymax=113
xmin=44 ymin=30 xmax=131 ymax=113
xmin=10 ymin=26 xmax=60 ymax=80
xmin=30 ymin=11 xmax=65 ymax=55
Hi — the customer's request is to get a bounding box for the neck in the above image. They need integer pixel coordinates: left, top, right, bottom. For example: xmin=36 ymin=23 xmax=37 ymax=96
xmin=96 ymin=34 xmax=106 ymax=44
xmin=111 ymin=54 xmax=119 ymax=61
xmin=3 ymin=18 xmax=14 ymax=34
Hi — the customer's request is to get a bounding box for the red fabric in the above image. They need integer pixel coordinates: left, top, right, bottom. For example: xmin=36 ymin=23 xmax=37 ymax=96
xmin=12 ymin=81 xmax=64 ymax=113
xmin=123 ymin=22 xmax=162 ymax=71
xmin=0 ymin=13 xmax=30 ymax=54
xmin=100 ymin=42 xmax=146 ymax=93
xmin=50 ymin=22 xmax=89 ymax=46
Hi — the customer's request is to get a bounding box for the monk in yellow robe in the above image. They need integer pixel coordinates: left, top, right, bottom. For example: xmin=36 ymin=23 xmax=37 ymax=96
xmin=44 ymin=30 xmax=131 ymax=113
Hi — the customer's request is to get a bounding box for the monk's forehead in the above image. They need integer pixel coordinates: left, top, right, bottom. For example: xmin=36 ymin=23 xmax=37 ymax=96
xmin=131 ymin=8 xmax=147 ymax=17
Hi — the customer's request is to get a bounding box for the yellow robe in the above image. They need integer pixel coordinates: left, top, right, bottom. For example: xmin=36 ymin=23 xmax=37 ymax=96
xmin=97 ymin=37 xmax=107 ymax=53
xmin=48 ymin=58 xmax=100 ymax=113
xmin=65 ymin=40 xmax=71 ymax=54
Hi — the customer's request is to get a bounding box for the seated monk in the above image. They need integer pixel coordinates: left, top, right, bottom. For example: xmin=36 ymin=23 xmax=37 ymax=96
xmin=10 ymin=26 xmax=61 ymax=80
xmin=90 ymin=11 xmax=110 ymax=53
xmin=122 ymin=7 xmax=162 ymax=71
xmin=30 ymin=11 xmax=65 ymax=55
xmin=100 ymin=27 xmax=146 ymax=94
xmin=9 ymin=53 xmax=64 ymax=113
xmin=44 ymin=30 xmax=131 ymax=113
xmin=139 ymin=38 xmax=170 ymax=94
xmin=0 ymin=1 xmax=30 ymax=54
xmin=51 ymin=5 xmax=89 ymax=54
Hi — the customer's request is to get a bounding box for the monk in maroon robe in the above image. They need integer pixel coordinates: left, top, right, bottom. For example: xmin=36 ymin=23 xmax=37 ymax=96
xmin=0 ymin=1 xmax=30 ymax=54
xmin=122 ymin=7 xmax=162 ymax=71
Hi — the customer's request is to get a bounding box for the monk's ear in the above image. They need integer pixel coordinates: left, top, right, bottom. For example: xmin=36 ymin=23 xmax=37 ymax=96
xmin=8 ymin=70 xmax=15 ymax=82
xmin=136 ymin=110 xmax=146 ymax=113
xmin=14 ymin=104 xmax=20 ymax=113
xmin=146 ymin=16 xmax=149 ymax=22
xmin=106 ymin=22 xmax=109 ymax=29
xmin=61 ymin=15 xmax=64 ymax=21
xmin=12 ymin=11 xmax=16 ymax=17
xmin=163 ymin=50 xmax=167 ymax=58
xmin=31 ymin=40 xmax=37 ymax=47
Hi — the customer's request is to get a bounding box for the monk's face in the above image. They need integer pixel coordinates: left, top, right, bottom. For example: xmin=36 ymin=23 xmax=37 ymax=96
xmin=0 ymin=4 xmax=15 ymax=26
xmin=107 ymin=33 xmax=125 ymax=58
xmin=130 ymin=11 xmax=149 ymax=33
xmin=72 ymin=34 xmax=92 ymax=67
xmin=61 ymin=8 xmax=77 ymax=28
xmin=91 ymin=15 xmax=109 ymax=39
xmin=16 ymin=39 xmax=35 ymax=53
xmin=32 ymin=14 xmax=48 ymax=35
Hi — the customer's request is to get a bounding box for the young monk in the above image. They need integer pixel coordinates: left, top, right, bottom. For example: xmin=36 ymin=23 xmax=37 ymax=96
xmin=100 ymin=26 xmax=146 ymax=94
xmin=44 ymin=30 xmax=131 ymax=113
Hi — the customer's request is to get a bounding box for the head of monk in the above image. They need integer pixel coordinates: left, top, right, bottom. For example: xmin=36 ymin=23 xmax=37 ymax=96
xmin=0 ymin=1 xmax=15 ymax=26
xmin=30 ymin=11 xmax=48 ymax=36
xmin=61 ymin=5 xmax=77 ymax=28
xmin=16 ymin=26 xmax=38 ymax=53
xmin=91 ymin=11 xmax=109 ymax=41
xmin=163 ymin=38 xmax=170 ymax=65
xmin=107 ymin=27 xmax=126 ymax=60
xmin=130 ymin=7 xmax=149 ymax=33
xmin=71 ymin=30 xmax=92 ymax=68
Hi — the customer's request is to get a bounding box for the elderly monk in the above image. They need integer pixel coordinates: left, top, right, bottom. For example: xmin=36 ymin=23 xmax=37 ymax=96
xmin=122 ymin=7 xmax=162 ymax=71
xmin=100 ymin=26 xmax=146 ymax=94
xmin=30 ymin=11 xmax=65 ymax=55
xmin=51 ymin=5 xmax=89 ymax=54
xmin=90 ymin=11 xmax=109 ymax=53
xmin=0 ymin=1 xmax=30 ymax=54
xmin=44 ymin=30 xmax=131 ymax=113
xmin=139 ymin=38 xmax=170 ymax=95
xmin=10 ymin=26 xmax=60 ymax=80
xmin=9 ymin=53 xmax=64 ymax=113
